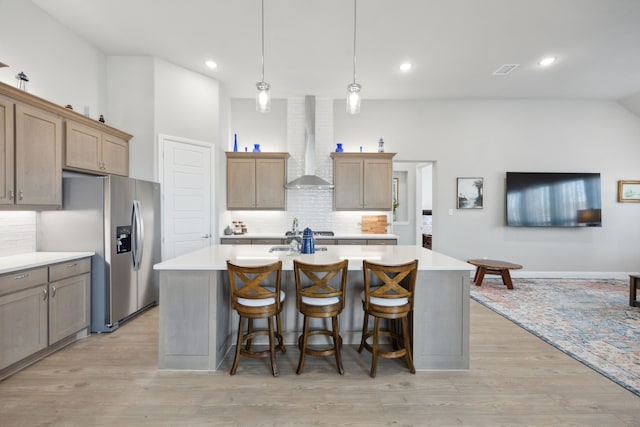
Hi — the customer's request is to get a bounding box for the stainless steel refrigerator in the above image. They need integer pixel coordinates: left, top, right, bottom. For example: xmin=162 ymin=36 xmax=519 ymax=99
xmin=38 ymin=175 xmax=161 ymax=332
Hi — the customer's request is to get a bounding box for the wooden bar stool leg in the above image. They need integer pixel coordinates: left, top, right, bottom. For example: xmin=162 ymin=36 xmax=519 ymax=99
xmin=370 ymin=316 xmax=381 ymax=378
xmin=358 ymin=313 xmax=369 ymax=353
xmin=296 ymin=316 xmax=310 ymax=374
xmin=402 ymin=316 xmax=415 ymax=374
xmin=332 ymin=316 xmax=344 ymax=375
xmin=245 ymin=318 xmax=253 ymax=350
xmin=230 ymin=316 xmax=244 ymax=375
xmin=276 ymin=312 xmax=286 ymax=353
xmin=268 ymin=316 xmax=278 ymax=377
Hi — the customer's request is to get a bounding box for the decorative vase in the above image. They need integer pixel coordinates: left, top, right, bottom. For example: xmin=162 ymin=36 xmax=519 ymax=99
xmin=336 ymin=143 xmax=344 ymax=152
xmin=252 ymin=144 xmax=261 ymax=152
xmin=233 ymin=134 xmax=238 ymax=152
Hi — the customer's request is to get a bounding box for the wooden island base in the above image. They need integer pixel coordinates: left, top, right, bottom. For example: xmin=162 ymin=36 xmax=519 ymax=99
xmin=154 ymin=245 xmax=475 ymax=371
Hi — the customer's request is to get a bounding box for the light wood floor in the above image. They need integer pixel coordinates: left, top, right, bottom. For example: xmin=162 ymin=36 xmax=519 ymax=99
xmin=0 ymin=301 xmax=638 ymax=426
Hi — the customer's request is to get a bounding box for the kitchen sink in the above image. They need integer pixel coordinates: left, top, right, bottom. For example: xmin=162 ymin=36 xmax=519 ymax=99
xmin=269 ymin=245 xmax=292 ymax=252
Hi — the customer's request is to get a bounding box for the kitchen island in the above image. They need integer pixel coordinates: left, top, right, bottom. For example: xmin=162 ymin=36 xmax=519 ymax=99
xmin=154 ymin=245 xmax=474 ymax=371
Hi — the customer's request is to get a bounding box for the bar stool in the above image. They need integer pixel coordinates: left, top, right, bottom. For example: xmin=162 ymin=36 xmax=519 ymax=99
xmin=358 ymin=259 xmax=418 ymax=378
xmin=226 ymin=260 xmax=286 ymax=377
xmin=293 ymin=259 xmax=349 ymax=374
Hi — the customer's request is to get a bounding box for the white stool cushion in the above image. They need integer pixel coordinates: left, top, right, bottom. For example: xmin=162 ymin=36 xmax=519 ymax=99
xmin=360 ymin=289 xmax=408 ymax=307
xmin=301 ymin=296 xmax=340 ymax=306
xmin=238 ymin=287 xmax=285 ymax=307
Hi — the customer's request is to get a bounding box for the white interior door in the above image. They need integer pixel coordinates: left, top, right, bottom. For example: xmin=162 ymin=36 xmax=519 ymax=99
xmin=160 ymin=135 xmax=214 ymax=260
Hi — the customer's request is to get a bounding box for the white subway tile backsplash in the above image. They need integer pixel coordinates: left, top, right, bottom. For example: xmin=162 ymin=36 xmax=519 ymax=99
xmin=0 ymin=212 xmax=37 ymax=257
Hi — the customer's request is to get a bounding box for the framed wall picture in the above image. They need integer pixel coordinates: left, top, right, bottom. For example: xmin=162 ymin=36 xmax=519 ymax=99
xmin=457 ymin=177 xmax=484 ymax=209
xmin=618 ymin=180 xmax=640 ymax=202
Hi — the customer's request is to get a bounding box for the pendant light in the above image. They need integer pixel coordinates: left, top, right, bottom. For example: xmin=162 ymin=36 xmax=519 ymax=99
xmin=256 ymin=0 xmax=271 ymax=113
xmin=346 ymin=0 xmax=361 ymax=114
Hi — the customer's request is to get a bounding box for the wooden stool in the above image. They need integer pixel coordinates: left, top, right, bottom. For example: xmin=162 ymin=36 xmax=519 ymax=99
xmin=630 ymin=275 xmax=640 ymax=307
xmin=467 ymin=259 xmax=522 ymax=290
xmin=226 ymin=260 xmax=286 ymax=377
xmin=358 ymin=259 xmax=418 ymax=378
xmin=293 ymin=259 xmax=349 ymax=375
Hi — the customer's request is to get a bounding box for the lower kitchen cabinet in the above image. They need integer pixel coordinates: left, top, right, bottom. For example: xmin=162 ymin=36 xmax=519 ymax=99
xmin=368 ymin=239 xmax=397 ymax=245
xmin=220 ymin=238 xmax=285 ymax=245
xmin=0 ymin=269 xmax=48 ymax=370
xmin=0 ymin=257 xmax=91 ymax=378
xmin=48 ymin=263 xmax=91 ymax=345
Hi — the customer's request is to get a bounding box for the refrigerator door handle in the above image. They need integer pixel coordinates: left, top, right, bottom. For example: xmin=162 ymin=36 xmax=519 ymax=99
xmin=132 ymin=200 xmax=144 ymax=271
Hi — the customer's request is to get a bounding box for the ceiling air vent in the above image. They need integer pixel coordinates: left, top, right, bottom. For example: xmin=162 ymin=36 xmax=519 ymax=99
xmin=492 ymin=64 xmax=519 ymax=75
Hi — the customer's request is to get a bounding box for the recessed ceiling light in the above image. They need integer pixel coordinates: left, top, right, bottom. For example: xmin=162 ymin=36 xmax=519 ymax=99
xmin=538 ymin=57 xmax=557 ymax=67
xmin=400 ymin=63 xmax=412 ymax=72
xmin=205 ymin=60 xmax=218 ymax=69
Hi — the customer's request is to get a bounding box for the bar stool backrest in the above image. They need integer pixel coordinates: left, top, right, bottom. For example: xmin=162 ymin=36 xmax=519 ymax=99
xmin=362 ymin=259 xmax=418 ymax=314
xmin=294 ymin=259 xmax=348 ymax=310
xmin=227 ymin=260 xmax=283 ymax=314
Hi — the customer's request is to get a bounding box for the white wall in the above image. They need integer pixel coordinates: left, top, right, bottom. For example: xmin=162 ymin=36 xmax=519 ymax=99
xmin=106 ymin=56 xmax=155 ymax=181
xmin=0 ymin=0 xmax=105 ymax=119
xmin=334 ymin=99 xmax=640 ymax=273
xmin=154 ymin=59 xmax=220 ymax=146
xmin=107 ymin=57 xmax=223 ymax=183
xmin=229 ymin=99 xmax=287 ymax=152
xmin=618 ymin=91 xmax=640 ymax=118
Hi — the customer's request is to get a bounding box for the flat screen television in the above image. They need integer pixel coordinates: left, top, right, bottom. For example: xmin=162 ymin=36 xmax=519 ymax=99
xmin=506 ymin=172 xmax=602 ymax=227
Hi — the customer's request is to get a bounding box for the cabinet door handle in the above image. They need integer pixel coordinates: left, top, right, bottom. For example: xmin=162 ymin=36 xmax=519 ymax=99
xmin=8 ymin=189 xmax=14 ymax=200
xmin=13 ymin=273 xmax=29 ymax=280
xmin=19 ymin=190 xmax=24 ymax=200
xmin=42 ymin=288 xmax=48 ymax=300
xmin=51 ymin=285 xmax=57 ymax=298
xmin=67 ymin=263 xmax=77 ymax=268
xmin=202 ymin=234 xmax=210 ymax=239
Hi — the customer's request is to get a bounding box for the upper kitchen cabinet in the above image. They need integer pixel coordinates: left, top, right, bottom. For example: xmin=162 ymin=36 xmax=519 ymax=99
xmin=65 ymin=119 xmax=130 ymax=176
xmin=226 ymin=152 xmax=289 ymax=210
xmin=0 ymin=94 xmax=14 ymax=206
xmin=331 ymin=152 xmax=396 ymax=210
xmin=0 ymin=87 xmax=62 ymax=209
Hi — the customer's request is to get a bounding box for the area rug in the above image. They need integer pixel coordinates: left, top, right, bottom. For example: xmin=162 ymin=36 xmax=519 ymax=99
xmin=470 ymin=278 xmax=640 ymax=396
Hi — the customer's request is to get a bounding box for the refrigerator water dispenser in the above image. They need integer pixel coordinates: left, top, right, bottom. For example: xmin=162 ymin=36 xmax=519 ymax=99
xmin=116 ymin=225 xmax=131 ymax=254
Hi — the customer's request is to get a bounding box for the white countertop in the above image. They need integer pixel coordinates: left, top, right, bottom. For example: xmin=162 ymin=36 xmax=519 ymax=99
xmin=0 ymin=252 xmax=95 ymax=275
xmin=154 ymin=245 xmax=473 ymax=272
xmin=219 ymin=233 xmax=398 ymax=240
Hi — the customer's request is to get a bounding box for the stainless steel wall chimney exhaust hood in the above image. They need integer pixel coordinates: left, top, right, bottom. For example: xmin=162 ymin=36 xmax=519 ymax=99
xmin=286 ymin=95 xmax=334 ymax=190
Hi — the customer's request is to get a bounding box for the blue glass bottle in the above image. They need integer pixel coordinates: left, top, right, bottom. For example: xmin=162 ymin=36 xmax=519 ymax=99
xmin=233 ymin=134 xmax=238 ymax=152
xmin=253 ymin=144 xmax=261 ymax=152
xmin=336 ymin=143 xmax=344 ymax=152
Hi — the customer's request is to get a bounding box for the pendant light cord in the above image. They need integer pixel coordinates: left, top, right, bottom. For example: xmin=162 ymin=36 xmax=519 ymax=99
xmin=352 ymin=0 xmax=357 ymax=84
xmin=261 ymin=0 xmax=265 ymax=82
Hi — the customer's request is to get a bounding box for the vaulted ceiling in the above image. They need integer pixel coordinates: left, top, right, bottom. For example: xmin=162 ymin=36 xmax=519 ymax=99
xmin=33 ymin=0 xmax=640 ymax=102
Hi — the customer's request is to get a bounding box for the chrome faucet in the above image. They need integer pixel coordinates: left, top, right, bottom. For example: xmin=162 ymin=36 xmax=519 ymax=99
xmin=289 ymin=218 xmax=301 ymax=252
